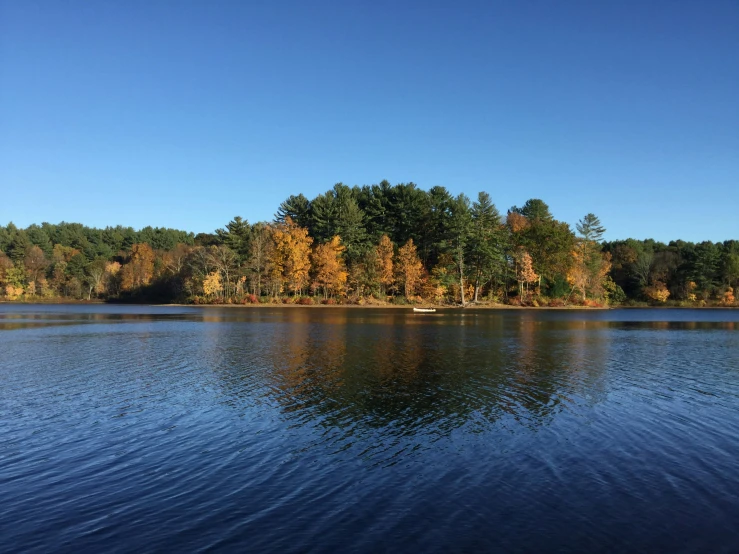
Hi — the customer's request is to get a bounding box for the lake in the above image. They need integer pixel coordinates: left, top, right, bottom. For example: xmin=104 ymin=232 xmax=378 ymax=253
xmin=2 ymin=305 xmax=739 ymax=552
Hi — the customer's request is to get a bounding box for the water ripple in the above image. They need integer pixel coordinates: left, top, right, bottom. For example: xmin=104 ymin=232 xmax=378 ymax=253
xmin=1 ymin=307 xmax=739 ymax=552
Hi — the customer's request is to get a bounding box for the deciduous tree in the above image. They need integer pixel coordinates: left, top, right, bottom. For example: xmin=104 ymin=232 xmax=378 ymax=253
xmin=203 ymin=271 xmax=223 ymax=297
xmin=269 ymin=217 xmax=313 ymax=295
xmin=395 ymin=239 xmax=423 ymax=299
xmin=312 ymin=236 xmax=348 ymax=298
xmin=120 ymin=243 xmax=155 ymax=291
xmin=375 ymin=234 xmax=395 ymax=296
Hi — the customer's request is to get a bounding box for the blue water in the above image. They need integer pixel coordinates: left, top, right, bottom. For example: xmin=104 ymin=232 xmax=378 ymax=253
xmin=2 ymin=305 xmax=739 ymax=552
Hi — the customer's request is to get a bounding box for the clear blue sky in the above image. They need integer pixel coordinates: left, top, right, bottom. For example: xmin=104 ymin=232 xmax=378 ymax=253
xmin=1 ymin=0 xmax=737 ymax=243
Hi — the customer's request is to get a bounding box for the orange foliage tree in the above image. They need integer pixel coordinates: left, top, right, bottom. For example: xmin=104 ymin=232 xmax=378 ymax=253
xmin=644 ymin=281 xmax=670 ymax=303
xmin=375 ymin=234 xmax=394 ymax=296
xmin=395 ymin=239 xmax=423 ymax=299
xmin=52 ymin=244 xmax=80 ymax=263
xmin=312 ymin=235 xmax=348 ymax=298
xmin=515 ymin=249 xmax=538 ymax=299
xmin=24 ymin=245 xmax=48 ymax=284
xmin=506 ymin=212 xmax=529 ymax=234
xmin=269 ymin=217 xmax=313 ymax=295
xmin=567 ymin=242 xmax=613 ymax=302
xmin=120 ymin=243 xmax=155 ymax=291
xmin=723 ymin=287 xmax=735 ymax=305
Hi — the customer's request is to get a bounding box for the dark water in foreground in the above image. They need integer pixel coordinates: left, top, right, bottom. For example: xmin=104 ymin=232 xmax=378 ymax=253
xmin=2 ymin=306 xmax=739 ymax=553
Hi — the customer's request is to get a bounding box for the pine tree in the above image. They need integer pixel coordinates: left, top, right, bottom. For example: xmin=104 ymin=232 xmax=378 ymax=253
xmin=576 ymin=213 xmax=606 ymax=242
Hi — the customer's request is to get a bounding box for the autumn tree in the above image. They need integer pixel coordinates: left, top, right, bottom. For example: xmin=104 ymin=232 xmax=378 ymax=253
xmin=24 ymin=245 xmax=49 ymax=284
xmin=506 ymin=211 xmax=529 ymax=234
xmin=568 ymin=244 xmax=612 ymax=302
xmin=569 ymin=214 xmax=612 ymax=302
xmin=2 ymin=263 xmax=26 ymax=299
xmin=375 ymin=234 xmax=395 ymax=296
xmin=203 ymin=271 xmax=223 ymax=298
xmin=120 ymin=243 xmax=155 ymax=291
xmin=162 ymin=243 xmax=193 ymax=275
xmin=269 ymin=217 xmax=313 ymax=295
xmin=395 ymin=239 xmax=423 ymax=299
xmin=516 ymin=250 xmax=538 ymax=299
xmin=209 ymin=245 xmax=239 ymax=298
xmin=644 ymin=281 xmax=670 ymax=303
xmin=52 ymin=244 xmax=80 ymax=263
xmin=185 ymin=246 xmax=218 ymax=297
xmin=105 ymin=261 xmax=122 ymax=296
xmin=312 ymin=236 xmax=348 ymax=298
xmin=516 ymin=218 xmax=575 ymax=292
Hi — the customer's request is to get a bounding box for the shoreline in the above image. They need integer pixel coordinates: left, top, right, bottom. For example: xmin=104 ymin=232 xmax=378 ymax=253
xmin=2 ymin=300 xmax=736 ymax=310
xmin=1 ymin=299 xmax=606 ymax=309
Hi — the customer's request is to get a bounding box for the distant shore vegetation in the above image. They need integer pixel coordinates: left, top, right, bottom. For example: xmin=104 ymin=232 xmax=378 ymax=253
xmin=1 ymin=182 xmax=737 ymax=307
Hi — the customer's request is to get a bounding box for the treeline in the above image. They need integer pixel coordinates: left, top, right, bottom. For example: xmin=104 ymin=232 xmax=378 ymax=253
xmin=1 ymin=181 xmax=737 ymax=306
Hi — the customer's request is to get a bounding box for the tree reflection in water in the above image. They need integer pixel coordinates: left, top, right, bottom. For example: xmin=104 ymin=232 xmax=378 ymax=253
xmin=187 ymin=309 xmax=622 ymax=463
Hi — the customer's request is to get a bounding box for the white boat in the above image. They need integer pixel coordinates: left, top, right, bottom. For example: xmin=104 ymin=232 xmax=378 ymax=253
xmin=413 ymin=307 xmax=436 ymax=313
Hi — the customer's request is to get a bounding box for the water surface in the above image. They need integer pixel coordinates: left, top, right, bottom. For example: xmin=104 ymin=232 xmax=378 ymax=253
xmin=2 ymin=305 xmax=739 ymax=552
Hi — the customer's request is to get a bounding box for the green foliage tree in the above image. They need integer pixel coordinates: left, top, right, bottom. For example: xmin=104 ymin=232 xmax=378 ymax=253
xmin=275 ymin=193 xmax=311 ymax=229
xmin=216 ymin=216 xmax=252 ymax=263
xmin=3 ymin=181 xmax=736 ymax=306
xmin=468 ymin=192 xmax=504 ymax=302
xmin=511 ymin=198 xmax=553 ymax=221
xmin=576 ymin=213 xmax=606 ymax=242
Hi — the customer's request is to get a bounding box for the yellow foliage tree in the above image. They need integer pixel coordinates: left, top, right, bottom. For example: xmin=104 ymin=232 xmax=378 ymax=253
xmin=686 ymin=281 xmax=697 ymax=302
xmin=52 ymin=244 xmax=80 ymax=263
xmin=516 ymin=249 xmax=538 ymax=299
xmin=395 ymin=239 xmax=423 ymax=299
xmin=312 ymin=236 xmax=348 ymax=298
xmin=5 ymin=284 xmax=24 ymax=299
xmin=723 ymin=287 xmax=735 ymax=305
xmin=203 ymin=271 xmax=223 ymax=297
xmin=567 ymin=242 xmax=613 ymax=302
xmin=506 ymin=212 xmax=529 ymax=234
xmin=120 ymin=243 xmax=155 ymax=291
xmin=644 ymin=281 xmax=670 ymax=303
xmin=567 ymin=245 xmax=590 ymax=301
xmin=375 ymin=234 xmax=394 ymax=296
xmin=268 ymin=217 xmax=313 ymax=295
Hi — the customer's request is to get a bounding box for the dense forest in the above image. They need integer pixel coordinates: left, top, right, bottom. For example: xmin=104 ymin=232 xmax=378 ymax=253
xmin=1 ymin=181 xmax=737 ymax=307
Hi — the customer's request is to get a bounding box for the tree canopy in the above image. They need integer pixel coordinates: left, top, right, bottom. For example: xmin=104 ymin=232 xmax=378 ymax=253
xmin=2 ymin=183 xmax=736 ymax=307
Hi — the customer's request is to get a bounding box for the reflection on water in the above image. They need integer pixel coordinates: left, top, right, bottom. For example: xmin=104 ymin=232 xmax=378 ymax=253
xmin=1 ymin=306 xmax=739 ymax=552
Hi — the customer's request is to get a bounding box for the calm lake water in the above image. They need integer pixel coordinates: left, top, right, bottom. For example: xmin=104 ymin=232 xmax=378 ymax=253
xmin=2 ymin=305 xmax=739 ymax=553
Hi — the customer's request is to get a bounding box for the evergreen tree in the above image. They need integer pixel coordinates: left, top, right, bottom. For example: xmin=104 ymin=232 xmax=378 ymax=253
xmin=275 ymin=193 xmax=311 ymax=228
xmin=576 ymin=213 xmax=606 ymax=242
xmin=216 ymin=216 xmax=252 ymax=263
